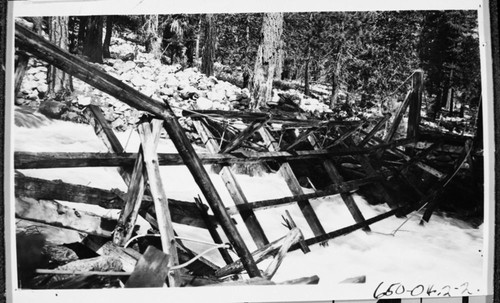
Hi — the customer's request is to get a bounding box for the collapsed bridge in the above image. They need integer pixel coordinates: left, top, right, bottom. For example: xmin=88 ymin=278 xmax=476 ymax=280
xmin=13 ymin=23 xmax=480 ymax=288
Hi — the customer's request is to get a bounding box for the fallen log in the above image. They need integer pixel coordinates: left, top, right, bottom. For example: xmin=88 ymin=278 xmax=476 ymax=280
xmin=16 ymin=174 xmax=218 ymax=229
xmin=263 ymin=228 xmax=302 ymax=279
xmin=15 ymin=174 xmax=124 ymax=209
xmin=83 ymin=236 xmax=141 ymax=272
xmin=16 ymin=197 xmax=116 ymax=237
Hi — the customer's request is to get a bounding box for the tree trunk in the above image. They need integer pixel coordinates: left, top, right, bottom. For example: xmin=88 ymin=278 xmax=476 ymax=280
xmin=102 ymin=16 xmax=113 ymax=58
xmin=201 ymin=14 xmax=216 ymax=77
xmin=83 ymin=16 xmax=104 ymax=63
xmin=304 ymin=59 xmax=310 ymax=96
xmin=77 ymin=16 xmax=87 ymax=55
xmin=47 ymin=16 xmax=72 ymax=98
xmin=251 ymin=13 xmax=284 ymax=109
xmin=144 ymin=15 xmax=161 ymax=59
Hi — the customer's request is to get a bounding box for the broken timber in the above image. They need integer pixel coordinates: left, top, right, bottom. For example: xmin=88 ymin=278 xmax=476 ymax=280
xmin=15 ymin=23 xmax=261 ymax=278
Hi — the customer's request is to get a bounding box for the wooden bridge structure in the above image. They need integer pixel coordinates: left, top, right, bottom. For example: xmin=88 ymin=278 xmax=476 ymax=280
xmin=13 ymin=24 xmax=476 ymax=287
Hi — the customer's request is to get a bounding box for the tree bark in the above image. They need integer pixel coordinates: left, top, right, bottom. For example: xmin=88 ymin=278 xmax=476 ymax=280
xmin=144 ymin=15 xmax=162 ymax=59
xmin=102 ymin=16 xmax=113 ymax=58
xmin=201 ymin=14 xmax=216 ymax=77
xmin=251 ymin=13 xmax=284 ymax=109
xmin=83 ymin=16 xmax=104 ymax=63
xmin=47 ymin=16 xmax=72 ymax=98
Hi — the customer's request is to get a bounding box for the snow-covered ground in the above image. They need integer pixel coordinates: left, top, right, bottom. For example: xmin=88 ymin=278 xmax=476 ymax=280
xmin=13 ymin=114 xmax=485 ymax=299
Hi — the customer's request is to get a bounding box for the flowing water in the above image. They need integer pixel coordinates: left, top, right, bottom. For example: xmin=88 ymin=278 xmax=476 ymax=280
xmin=12 ymin=108 xmax=485 ymax=298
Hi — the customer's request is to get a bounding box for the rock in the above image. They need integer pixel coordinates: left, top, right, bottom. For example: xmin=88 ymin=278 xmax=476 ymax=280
xmin=240 ymin=88 xmax=250 ymax=99
xmin=122 ymin=60 xmax=137 ymax=73
xmin=39 ymin=100 xmax=67 ymax=119
xmin=111 ymin=118 xmax=125 ymax=131
xmin=207 ymin=90 xmax=225 ymax=101
xmin=36 ymin=83 xmax=48 ymax=95
xmin=15 ymin=98 xmax=29 ymax=106
xmin=130 ymin=75 xmax=146 ymax=87
xmin=33 ymin=72 xmax=46 ymax=81
xmin=120 ymin=53 xmax=135 ymax=62
xmin=140 ymin=86 xmax=156 ymax=98
xmin=77 ymin=95 xmax=91 ymax=106
xmin=27 ymin=89 xmax=39 ymax=101
xmin=196 ymin=97 xmax=213 ymax=110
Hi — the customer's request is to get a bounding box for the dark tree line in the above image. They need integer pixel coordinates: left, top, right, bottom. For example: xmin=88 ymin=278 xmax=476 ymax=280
xmin=27 ymin=10 xmax=480 ymax=119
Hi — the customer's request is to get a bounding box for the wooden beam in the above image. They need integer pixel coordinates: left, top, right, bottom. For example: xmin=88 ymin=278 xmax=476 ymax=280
xmin=15 ymin=23 xmax=261 ymax=278
xmin=283 ymin=210 xmax=310 ymax=253
xmin=263 ymin=228 xmax=302 ymax=280
xmin=84 ymin=104 xmax=131 ymax=184
xmin=324 ymin=122 xmax=364 ymax=149
xmin=221 ymin=119 xmax=268 ymax=153
xmin=125 ymin=246 xmax=169 ymax=288
xmin=194 ymin=118 xmax=269 ymax=248
xmin=138 ymin=121 xmax=180 ymax=286
xmin=16 ymin=197 xmax=115 ymax=237
xmin=195 ymin=197 xmax=234 ymax=265
xmin=384 ymin=90 xmax=412 ymax=142
xmin=15 ymin=140 xmax=415 ymax=169
xmin=358 ymin=114 xmax=391 ymax=147
xmin=225 ymin=176 xmax=380 ymax=215
xmin=310 ymin=135 xmax=370 ymax=231
xmin=113 ymin=119 xmax=162 ymax=246
xmin=15 ymin=174 xmax=124 ymax=209
xmin=259 ymin=127 xmax=327 ymax=239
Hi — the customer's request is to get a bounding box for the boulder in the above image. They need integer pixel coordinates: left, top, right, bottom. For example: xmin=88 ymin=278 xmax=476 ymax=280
xmin=39 ymin=100 xmax=67 ymax=119
xmin=196 ymin=97 xmax=213 ymax=110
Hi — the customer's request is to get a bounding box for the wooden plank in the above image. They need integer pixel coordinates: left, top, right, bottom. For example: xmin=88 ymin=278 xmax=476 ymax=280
xmin=263 ymin=228 xmax=302 ymax=279
xmin=138 ymin=121 xmax=180 ymax=287
xmin=277 ymin=275 xmax=320 ymax=285
xmin=358 ymin=114 xmax=391 ymax=147
xmin=284 ymin=127 xmax=319 ymax=151
xmin=84 ymin=105 xmax=131 ymax=184
xmin=283 ymin=210 xmax=310 ymax=253
xmin=113 ymin=119 xmax=162 ymax=246
xmin=15 ymin=23 xmax=260 ymax=278
xmin=15 ymin=174 xmax=124 ymax=209
xmin=194 ymin=118 xmax=269 ymax=248
xmin=220 ymin=168 xmax=269 ymax=248
xmin=225 ymin=176 xmax=380 ymax=215
xmin=15 ymin=174 xmax=215 ymax=228
xmin=195 ymin=197 xmax=234 ymax=265
xmin=221 ymin=119 xmax=269 ymax=153
xmin=15 ymin=140 xmax=415 ymax=169
xmin=125 ymin=246 xmax=169 ymax=288
xmin=384 ymin=90 xmax=412 ymax=142
xmin=309 ymin=134 xmax=370 ymax=231
xmin=324 ymin=121 xmax=364 ymax=149
xmin=259 ymin=127 xmax=326 ymax=239
xmin=15 ymin=197 xmax=115 ymax=237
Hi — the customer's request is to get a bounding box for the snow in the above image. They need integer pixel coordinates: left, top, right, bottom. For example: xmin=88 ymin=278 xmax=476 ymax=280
xmin=13 ymin=115 xmax=485 ymax=298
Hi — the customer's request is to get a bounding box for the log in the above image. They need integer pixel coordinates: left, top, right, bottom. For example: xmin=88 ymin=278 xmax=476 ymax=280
xmin=263 ymin=228 xmax=302 ymax=279
xmin=15 ymin=174 xmax=124 ymax=209
xmin=195 ymin=197 xmax=234 ymax=265
xmin=309 ymin=134 xmax=369 ymax=231
xmin=225 ymin=176 xmax=380 ymax=215
xmin=16 ymin=197 xmax=115 ymax=237
xmin=16 ymin=22 xmax=261 ymax=278
xmin=113 ymin=119 xmax=162 ymax=246
xmin=221 ymin=119 xmax=269 ymax=153
xmin=283 ymin=210 xmax=310 ymax=253
xmin=54 ymin=255 xmax=123 ymax=273
xmin=15 ymin=174 xmax=216 ymax=229
xmin=358 ymin=114 xmax=391 ymax=147
xmin=259 ymin=127 xmax=326 ymax=239
xmin=138 ymin=121 xmax=180 ymax=286
xmin=194 ymin=118 xmax=269 ymax=248
xmin=125 ymin=246 xmax=170 ymax=288
xmin=84 ymin=105 xmax=131 ymax=184
xmin=384 ymin=90 xmax=412 ymax=142
xmin=15 ymin=141 xmax=415 ymax=169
